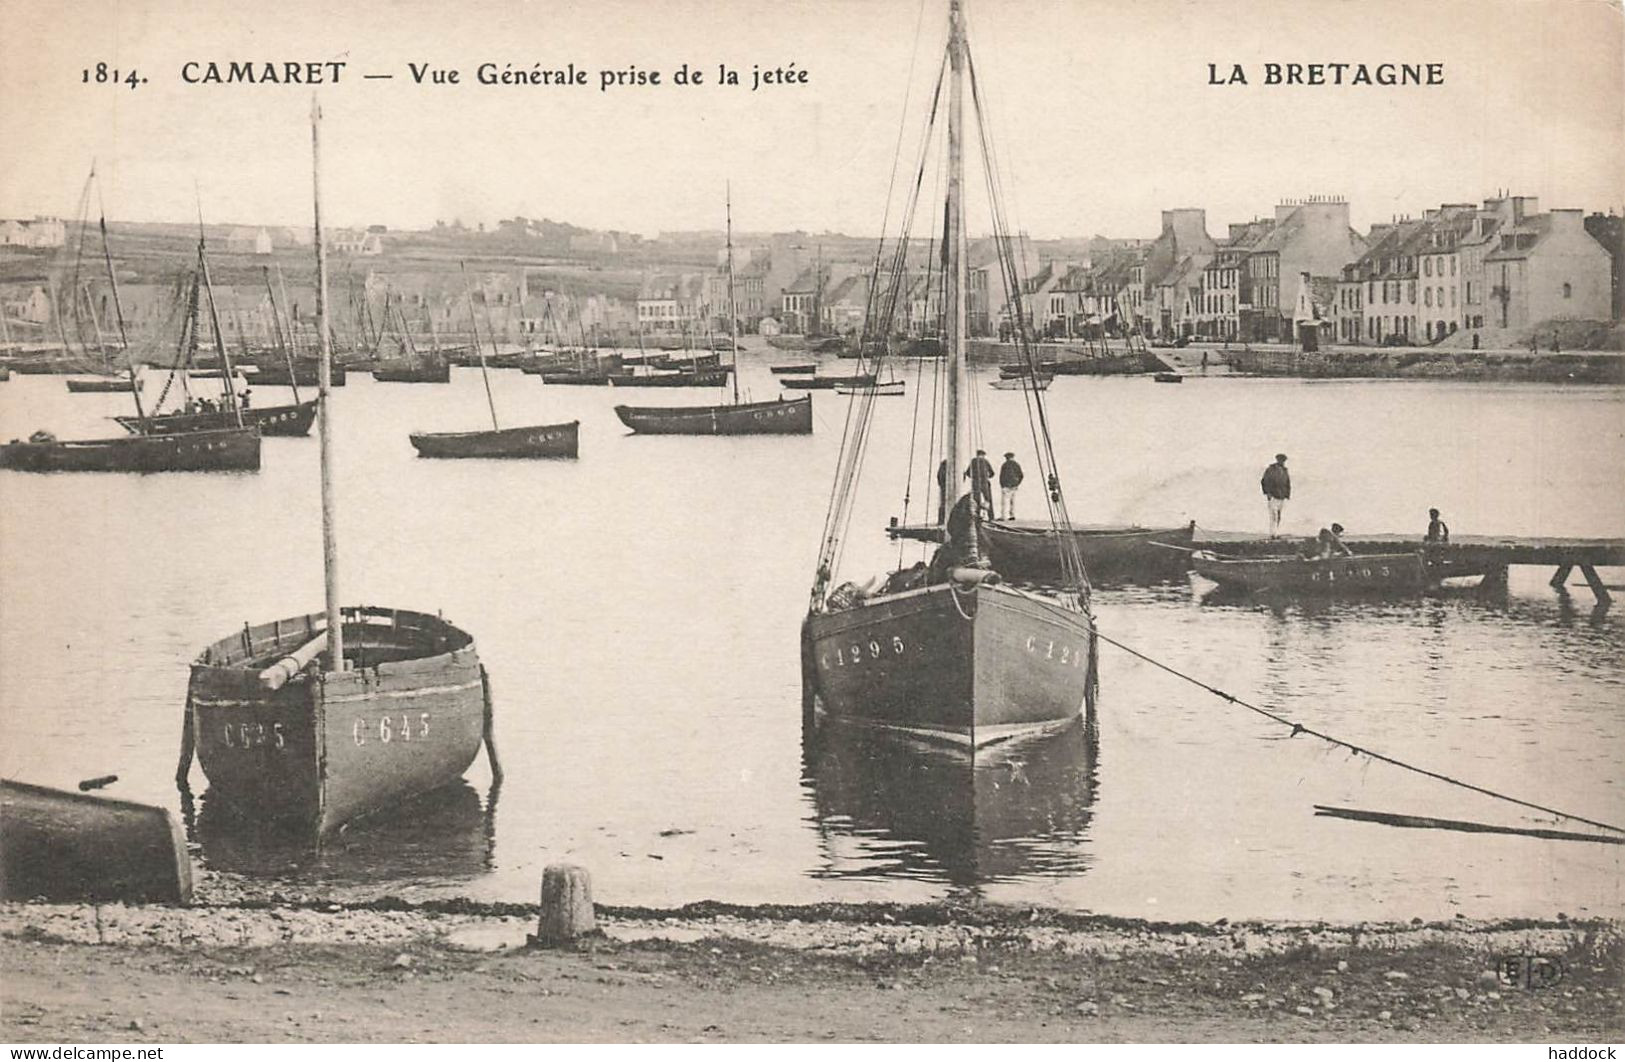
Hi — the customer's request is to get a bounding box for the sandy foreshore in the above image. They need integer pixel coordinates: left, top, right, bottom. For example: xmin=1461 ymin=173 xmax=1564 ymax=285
xmin=2 ymin=901 xmax=1619 ymax=1043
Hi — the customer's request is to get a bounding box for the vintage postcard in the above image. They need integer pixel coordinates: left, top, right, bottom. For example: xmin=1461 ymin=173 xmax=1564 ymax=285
xmin=1 ymin=0 xmax=1620 ymax=1047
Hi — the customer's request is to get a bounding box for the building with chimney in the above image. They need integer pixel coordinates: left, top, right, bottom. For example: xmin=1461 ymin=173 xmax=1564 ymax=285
xmin=1242 ymin=197 xmax=1364 ymax=342
xmin=1484 ymin=208 xmax=1612 ymax=332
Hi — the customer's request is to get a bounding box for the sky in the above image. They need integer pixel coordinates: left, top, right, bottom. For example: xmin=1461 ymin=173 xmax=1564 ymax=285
xmin=1 ymin=0 xmax=1621 ymax=239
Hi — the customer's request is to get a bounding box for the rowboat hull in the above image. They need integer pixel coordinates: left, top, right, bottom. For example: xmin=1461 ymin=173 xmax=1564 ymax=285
xmin=115 ymin=400 xmax=318 ymax=438
xmin=780 ymin=374 xmax=874 ymax=390
xmin=614 ymin=395 xmax=812 ymax=435
xmin=188 ymin=607 xmax=486 ymax=837
xmin=0 ymin=780 xmax=192 ymax=904
xmin=372 ymin=360 xmax=449 ymax=383
xmin=983 ymin=521 xmax=1195 ymax=578
xmin=607 ymin=369 xmax=731 ymax=388
xmin=770 ymin=363 xmax=816 ymax=374
xmin=409 ymin=420 xmax=579 ymax=458
xmin=803 ymin=583 xmax=1097 ymax=746
xmin=252 ymin=362 xmax=346 ymax=387
xmin=1191 ymin=550 xmax=1431 ymax=595
xmin=0 ymin=427 xmax=260 ymax=472
xmin=836 ymin=381 xmax=906 ymax=396
xmin=65 ymin=377 xmax=135 ymax=393
xmin=540 ymin=372 xmax=611 ymax=385
xmin=989 ymin=375 xmax=1051 ymax=391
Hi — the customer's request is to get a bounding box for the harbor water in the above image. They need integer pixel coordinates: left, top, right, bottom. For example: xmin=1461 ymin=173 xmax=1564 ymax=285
xmin=1 ymin=356 xmax=1621 ymax=921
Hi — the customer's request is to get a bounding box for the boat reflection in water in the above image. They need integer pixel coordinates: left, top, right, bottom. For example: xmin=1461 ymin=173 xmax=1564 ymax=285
xmin=802 ymin=714 xmax=1098 ymax=890
xmin=187 ymin=780 xmax=497 ymax=888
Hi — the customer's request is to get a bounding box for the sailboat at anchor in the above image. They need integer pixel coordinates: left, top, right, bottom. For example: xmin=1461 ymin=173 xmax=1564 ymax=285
xmin=801 ymin=0 xmax=1098 ymax=746
xmin=182 ymin=101 xmax=498 ymax=837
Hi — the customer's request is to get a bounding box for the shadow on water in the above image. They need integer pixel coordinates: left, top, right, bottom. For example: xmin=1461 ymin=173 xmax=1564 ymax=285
xmin=800 ymin=713 xmax=1100 ymax=895
xmin=185 ymin=780 xmax=498 ymax=887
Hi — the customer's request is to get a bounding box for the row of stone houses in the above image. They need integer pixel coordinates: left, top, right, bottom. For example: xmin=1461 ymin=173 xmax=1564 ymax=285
xmin=1012 ymin=194 xmax=1617 ymax=346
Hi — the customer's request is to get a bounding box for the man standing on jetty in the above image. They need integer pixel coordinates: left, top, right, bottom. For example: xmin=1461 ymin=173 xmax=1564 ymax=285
xmin=1261 ymin=453 xmax=1291 ymax=538
xmin=998 ymin=451 xmax=1024 ymax=520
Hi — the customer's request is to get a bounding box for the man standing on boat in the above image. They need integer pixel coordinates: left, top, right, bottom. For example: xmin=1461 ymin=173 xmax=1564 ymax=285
xmin=1261 ymin=453 xmax=1291 ymax=538
xmin=966 ymin=449 xmax=995 ymax=519
xmin=998 ymin=451 xmax=1024 ymax=520
xmin=1426 ymin=508 xmax=1450 ymax=544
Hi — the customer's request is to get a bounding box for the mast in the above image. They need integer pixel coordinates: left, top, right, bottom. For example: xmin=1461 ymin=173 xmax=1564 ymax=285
xmin=942 ymin=0 xmax=967 ymax=529
xmin=98 ymin=212 xmax=147 ymax=425
xmin=460 ymin=262 xmax=501 ymax=431
xmin=196 ymin=238 xmax=244 ymax=426
xmin=725 ymin=182 xmax=741 ymax=403
xmin=312 ymin=96 xmax=345 ymax=673
xmin=264 ymin=266 xmax=302 ymax=403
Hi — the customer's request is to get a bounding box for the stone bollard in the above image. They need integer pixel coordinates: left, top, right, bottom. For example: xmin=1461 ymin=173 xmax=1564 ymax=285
xmin=536 ymin=864 xmax=595 ymax=947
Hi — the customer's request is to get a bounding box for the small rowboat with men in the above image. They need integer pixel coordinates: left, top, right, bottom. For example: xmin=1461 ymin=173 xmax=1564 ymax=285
xmin=1190 ymin=550 xmax=1432 ymax=596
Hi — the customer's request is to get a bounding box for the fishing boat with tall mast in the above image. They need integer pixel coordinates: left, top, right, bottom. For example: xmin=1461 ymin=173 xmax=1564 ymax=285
xmin=0 ymin=193 xmax=261 ymax=474
xmin=407 ymin=263 xmax=578 ymax=458
xmin=801 ymin=0 xmax=1097 ymax=746
xmin=183 ymin=101 xmax=496 ymax=838
xmin=614 ymin=188 xmax=812 ymax=436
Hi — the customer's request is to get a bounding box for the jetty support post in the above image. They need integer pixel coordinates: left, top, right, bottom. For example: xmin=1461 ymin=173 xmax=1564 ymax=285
xmin=536 ymin=864 xmax=595 ymax=947
xmin=1579 ymin=564 xmax=1612 ymax=606
xmin=1549 ymin=564 xmax=1573 ymax=589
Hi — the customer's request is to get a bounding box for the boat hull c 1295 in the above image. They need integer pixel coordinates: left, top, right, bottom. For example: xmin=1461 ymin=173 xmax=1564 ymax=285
xmin=802 ymin=582 xmax=1098 ymax=747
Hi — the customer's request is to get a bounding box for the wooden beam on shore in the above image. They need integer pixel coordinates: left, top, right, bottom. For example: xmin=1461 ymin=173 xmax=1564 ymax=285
xmin=1313 ymin=805 xmax=1624 ymax=845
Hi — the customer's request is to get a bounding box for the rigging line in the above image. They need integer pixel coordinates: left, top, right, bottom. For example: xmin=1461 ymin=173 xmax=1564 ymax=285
xmin=1013 ymin=587 xmax=1622 ymax=836
xmin=966 ymin=49 xmax=1089 ymax=596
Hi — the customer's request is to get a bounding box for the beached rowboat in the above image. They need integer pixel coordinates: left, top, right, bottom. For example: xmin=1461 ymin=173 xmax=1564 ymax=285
xmin=0 ymin=780 xmax=192 ymax=904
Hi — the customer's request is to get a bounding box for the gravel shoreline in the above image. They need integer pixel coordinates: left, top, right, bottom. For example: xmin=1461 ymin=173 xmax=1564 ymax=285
xmin=3 ymin=902 xmax=1619 ymax=1042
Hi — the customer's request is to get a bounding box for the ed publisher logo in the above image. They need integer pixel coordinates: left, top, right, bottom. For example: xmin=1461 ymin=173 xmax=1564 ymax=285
xmin=1497 ymin=953 xmax=1564 ymax=990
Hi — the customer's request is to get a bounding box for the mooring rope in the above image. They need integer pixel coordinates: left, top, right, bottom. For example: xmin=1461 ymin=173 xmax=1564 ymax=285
xmin=1009 ymin=588 xmax=1624 ymax=836
xmin=1090 ymin=622 xmax=1625 ymax=836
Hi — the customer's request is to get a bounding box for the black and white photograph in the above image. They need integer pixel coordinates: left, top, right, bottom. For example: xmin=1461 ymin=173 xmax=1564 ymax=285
xmin=0 ymin=0 xmax=1621 ymax=1047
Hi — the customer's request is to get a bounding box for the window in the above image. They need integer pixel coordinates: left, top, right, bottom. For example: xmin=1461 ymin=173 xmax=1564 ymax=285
xmin=1424 ymin=258 xmax=1433 ymax=277
xmin=1407 ymin=281 xmax=1416 ymax=304
xmin=1563 ymin=282 xmax=1572 ymax=299
xmin=1450 ymin=258 xmax=1456 ymax=276
xmin=1424 ymin=288 xmax=1432 ymax=307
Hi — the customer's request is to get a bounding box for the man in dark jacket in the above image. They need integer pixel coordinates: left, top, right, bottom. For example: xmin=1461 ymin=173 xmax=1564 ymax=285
xmin=1261 ymin=453 xmax=1291 ymax=538
xmin=966 ymin=449 xmax=995 ymax=519
xmin=1425 ymin=508 xmax=1450 ymax=544
xmin=998 ymin=451 xmax=1024 ymax=520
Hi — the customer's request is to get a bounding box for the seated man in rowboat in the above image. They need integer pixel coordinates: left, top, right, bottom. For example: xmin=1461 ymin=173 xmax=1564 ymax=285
xmin=1313 ymin=523 xmax=1354 ymax=560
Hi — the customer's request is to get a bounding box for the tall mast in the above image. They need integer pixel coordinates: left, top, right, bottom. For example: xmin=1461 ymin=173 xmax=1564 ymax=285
xmin=942 ymin=0 xmax=967 ymax=529
xmin=196 ymin=238 xmax=244 ymax=426
xmin=98 ymin=211 xmax=147 ymax=425
xmin=460 ymin=261 xmax=501 ymax=430
xmin=263 ymin=266 xmax=302 ymax=403
xmin=312 ymin=97 xmax=345 ymax=674
xmin=725 ymin=182 xmax=741 ymax=403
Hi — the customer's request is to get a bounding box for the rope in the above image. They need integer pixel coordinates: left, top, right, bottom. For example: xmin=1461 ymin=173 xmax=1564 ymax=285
xmin=1078 ymin=618 xmax=1625 ymax=837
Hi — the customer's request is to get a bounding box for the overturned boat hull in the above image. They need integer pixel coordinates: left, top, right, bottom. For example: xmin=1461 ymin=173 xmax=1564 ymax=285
xmin=0 ymin=780 xmax=192 ymax=904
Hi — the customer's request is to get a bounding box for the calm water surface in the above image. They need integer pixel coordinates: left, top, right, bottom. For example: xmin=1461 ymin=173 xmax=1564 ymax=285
xmin=2 ymin=355 xmax=1621 ymax=920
